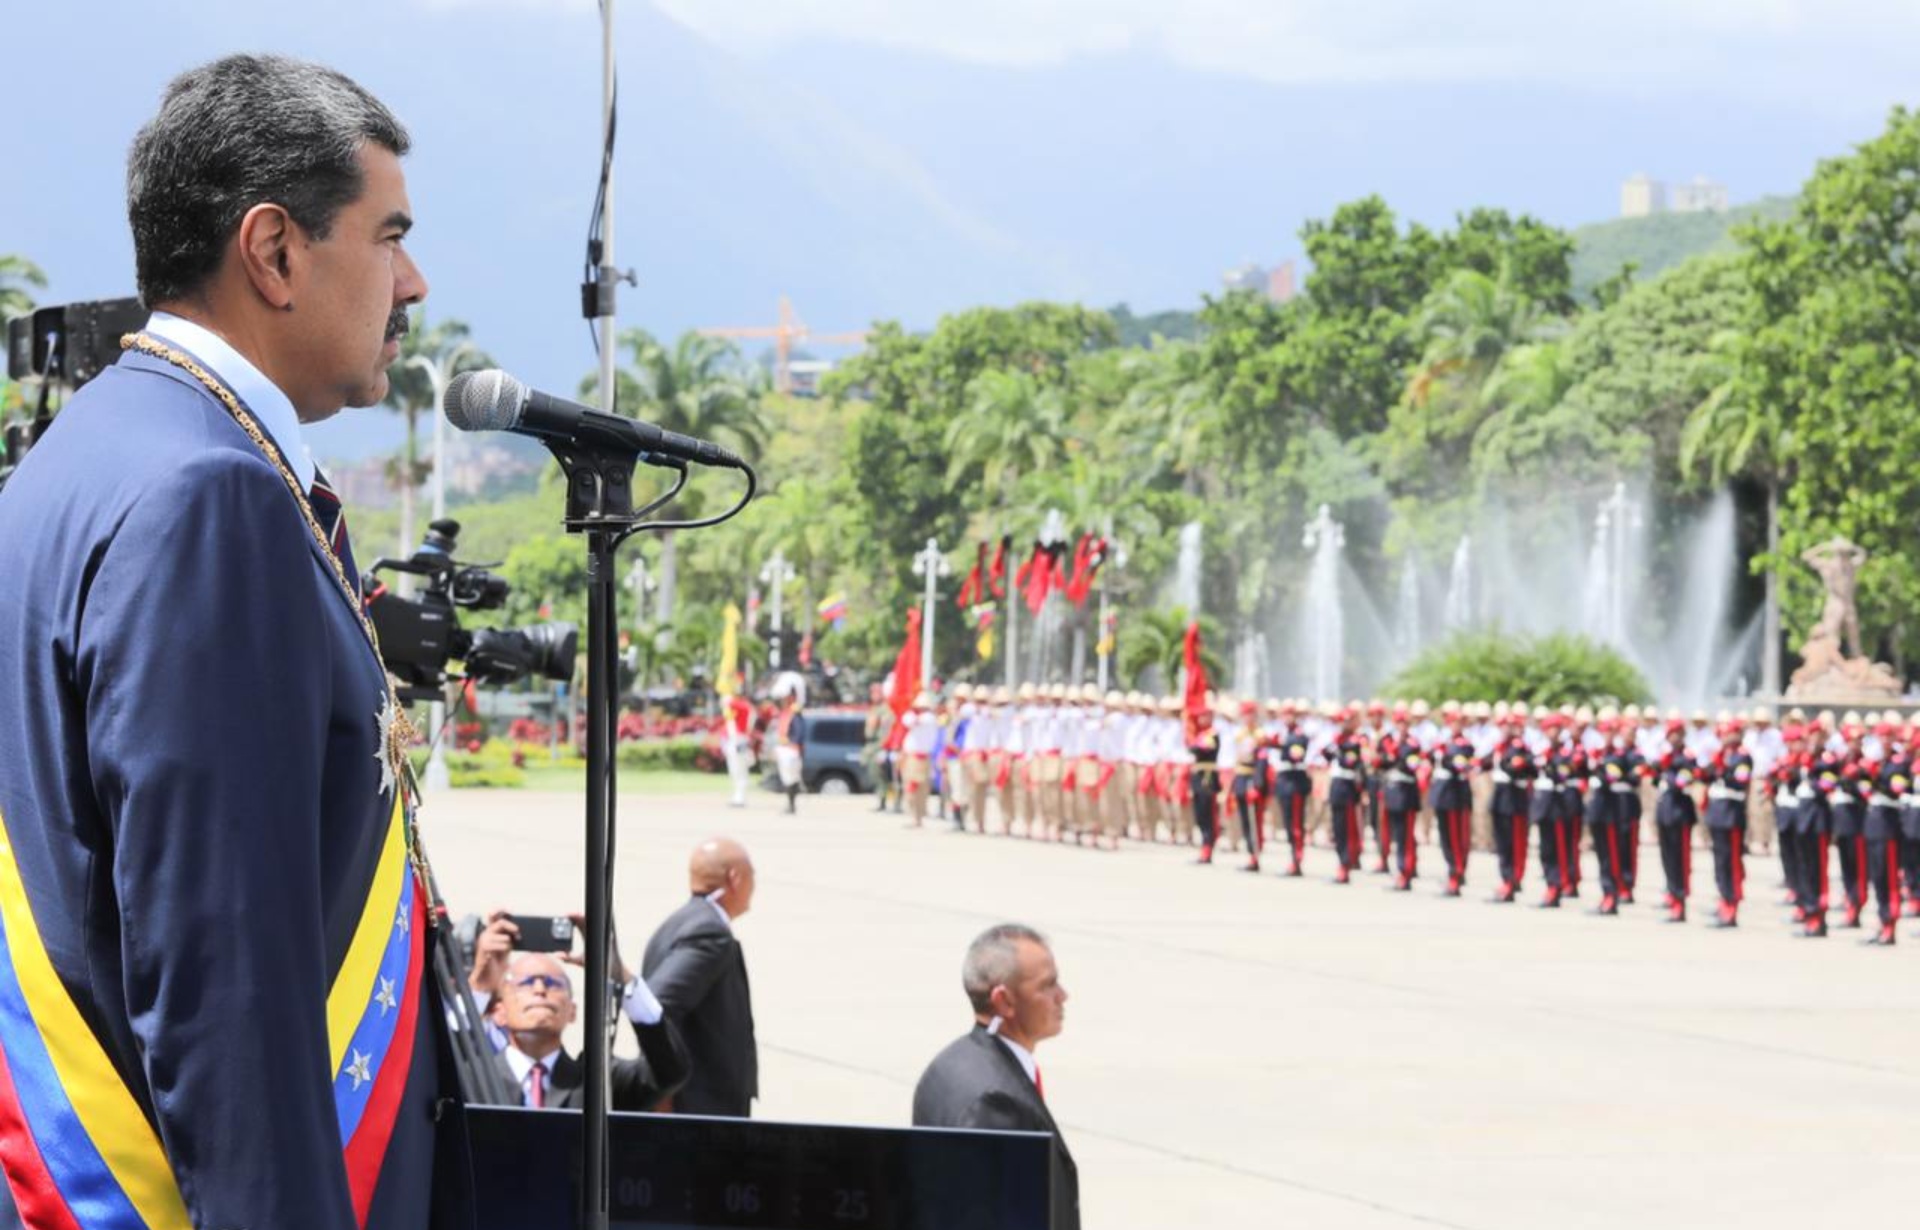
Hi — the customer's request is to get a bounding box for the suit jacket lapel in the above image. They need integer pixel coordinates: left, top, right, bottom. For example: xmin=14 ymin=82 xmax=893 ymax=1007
xmin=974 ymin=1027 xmax=1059 ymax=1135
xmin=547 ymin=1052 xmax=584 ymax=1110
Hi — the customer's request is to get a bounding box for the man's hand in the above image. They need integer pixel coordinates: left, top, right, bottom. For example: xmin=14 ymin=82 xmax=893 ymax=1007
xmin=468 ymin=908 xmax=518 ymax=998
xmin=562 ymin=910 xmax=633 ymax=985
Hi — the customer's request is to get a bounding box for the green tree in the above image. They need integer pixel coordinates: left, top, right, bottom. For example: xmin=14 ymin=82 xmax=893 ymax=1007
xmin=383 ymin=315 xmax=491 ymax=562
xmin=1116 ymin=607 xmax=1224 ymax=694
xmin=0 ymin=255 xmax=46 ymax=323
xmin=1711 ymin=107 xmax=1920 ymax=668
xmin=581 ymin=329 xmax=768 ymax=624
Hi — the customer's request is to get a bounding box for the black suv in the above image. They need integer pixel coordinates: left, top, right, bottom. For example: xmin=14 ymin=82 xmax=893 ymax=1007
xmin=767 ymin=710 xmax=874 ymax=795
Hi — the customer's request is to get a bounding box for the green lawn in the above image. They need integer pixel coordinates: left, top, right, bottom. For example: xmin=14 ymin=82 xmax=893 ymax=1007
xmin=511 ymin=765 xmax=730 ymax=794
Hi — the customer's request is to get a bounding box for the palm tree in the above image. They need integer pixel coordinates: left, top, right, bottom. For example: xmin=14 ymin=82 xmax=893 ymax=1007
xmin=1469 ymin=339 xmax=1575 ymax=487
xmin=581 ymin=329 xmax=769 ymax=623
xmin=0 ymin=255 xmax=47 ymax=322
xmin=384 ymin=316 xmax=491 ymax=559
xmin=1115 ymin=342 xmax=1226 ymax=498
xmin=748 ymin=475 xmax=855 ymax=638
xmin=944 ymin=369 xmax=1070 ymax=503
xmin=1406 ymin=263 xmax=1545 ymax=406
xmin=1116 ymin=606 xmax=1224 ymax=694
xmin=1681 ymin=332 xmax=1793 ymax=694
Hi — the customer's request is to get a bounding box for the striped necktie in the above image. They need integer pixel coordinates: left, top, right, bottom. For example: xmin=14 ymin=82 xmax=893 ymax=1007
xmin=308 ymin=469 xmax=361 ymax=598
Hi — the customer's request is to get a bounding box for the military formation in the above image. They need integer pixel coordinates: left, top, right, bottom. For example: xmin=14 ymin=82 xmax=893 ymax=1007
xmin=864 ymin=688 xmax=1920 ymax=946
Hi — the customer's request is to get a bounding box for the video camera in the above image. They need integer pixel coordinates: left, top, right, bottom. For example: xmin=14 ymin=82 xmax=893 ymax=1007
xmin=365 ymin=519 xmax=578 ymax=704
xmin=3 ymin=297 xmax=147 ymax=494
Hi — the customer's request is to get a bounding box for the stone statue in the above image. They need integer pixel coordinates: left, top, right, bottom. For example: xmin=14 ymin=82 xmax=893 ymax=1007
xmin=1801 ymin=537 xmax=1868 ymax=658
xmin=1786 ymin=535 xmax=1901 ymax=701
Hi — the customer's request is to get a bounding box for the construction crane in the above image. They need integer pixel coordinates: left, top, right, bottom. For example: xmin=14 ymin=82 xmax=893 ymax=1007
xmin=698 ymin=296 xmax=868 ymax=395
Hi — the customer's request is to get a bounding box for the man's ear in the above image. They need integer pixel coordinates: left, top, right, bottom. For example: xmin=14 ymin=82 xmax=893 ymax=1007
xmin=234 ymin=202 xmax=300 ymax=311
xmin=988 ymin=984 xmax=1014 ymax=1019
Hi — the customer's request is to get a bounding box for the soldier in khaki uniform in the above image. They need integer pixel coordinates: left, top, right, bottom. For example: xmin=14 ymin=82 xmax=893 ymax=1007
xmin=1034 ymin=685 xmax=1067 ymax=840
xmin=1157 ymin=695 xmax=1190 ymax=844
xmin=898 ymin=692 xmax=939 ymax=826
xmin=1010 ymin=682 xmax=1040 ymax=837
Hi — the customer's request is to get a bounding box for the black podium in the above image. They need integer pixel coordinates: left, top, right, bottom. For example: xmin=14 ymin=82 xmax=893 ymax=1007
xmin=465 ymin=1107 xmax=1056 ymax=1230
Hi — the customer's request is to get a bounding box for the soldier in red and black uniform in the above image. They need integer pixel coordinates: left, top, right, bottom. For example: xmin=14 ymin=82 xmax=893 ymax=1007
xmin=1829 ymin=721 xmax=1872 ymax=929
xmin=1378 ymin=722 xmax=1424 ymax=891
xmin=1584 ymin=716 xmax=1637 ymax=916
xmin=1364 ymin=699 xmax=1392 ymax=873
xmin=1902 ymin=719 xmax=1920 ymax=921
xmin=1271 ymin=704 xmax=1314 ymax=877
xmin=1486 ymin=714 xmax=1535 ymax=903
xmin=1703 ymin=725 xmax=1754 ymax=928
xmin=1531 ymin=715 xmax=1574 ymax=908
xmin=1862 ymin=727 xmax=1907 ymax=947
xmin=1322 ymin=709 xmax=1370 ymax=885
xmin=1428 ymin=706 xmax=1476 ymax=897
xmin=1557 ymin=711 xmax=1593 ymax=901
xmin=1795 ymin=722 xmax=1845 ymax=937
xmin=1653 ymin=720 xmax=1701 ymax=924
xmin=1186 ymin=697 xmax=1223 ymax=865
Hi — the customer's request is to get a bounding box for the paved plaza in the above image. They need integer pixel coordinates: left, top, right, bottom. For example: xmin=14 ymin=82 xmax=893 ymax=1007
xmin=426 ymin=786 xmax=1919 ymax=1229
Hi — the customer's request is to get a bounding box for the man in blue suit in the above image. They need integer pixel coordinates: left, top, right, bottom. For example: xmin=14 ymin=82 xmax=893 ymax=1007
xmin=0 ymin=55 xmax=445 ymax=1228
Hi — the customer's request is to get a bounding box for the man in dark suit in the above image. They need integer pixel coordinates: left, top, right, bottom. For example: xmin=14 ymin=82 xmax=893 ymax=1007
xmin=0 ymin=54 xmax=445 ymax=1228
xmin=486 ymin=951 xmax=689 ymax=1111
xmin=641 ymin=838 xmax=759 ymax=1116
xmin=912 ymin=924 xmax=1079 ymax=1230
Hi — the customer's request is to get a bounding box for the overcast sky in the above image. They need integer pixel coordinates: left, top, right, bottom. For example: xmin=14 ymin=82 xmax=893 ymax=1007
xmin=7 ymin=0 xmax=1917 ymax=458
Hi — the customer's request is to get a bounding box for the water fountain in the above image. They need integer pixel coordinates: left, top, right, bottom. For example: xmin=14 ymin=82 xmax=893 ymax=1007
xmin=1394 ymin=551 xmax=1423 ymax=657
xmin=1301 ymin=504 xmax=1345 ymax=703
xmin=1444 ymin=535 xmax=1473 ymax=630
xmin=1583 ymin=482 xmax=1642 ymax=650
xmin=1173 ymin=521 xmax=1202 ymax=615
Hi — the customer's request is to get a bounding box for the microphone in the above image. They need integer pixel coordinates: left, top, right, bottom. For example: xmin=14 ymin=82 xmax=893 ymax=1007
xmin=443 ymin=369 xmax=744 ymax=468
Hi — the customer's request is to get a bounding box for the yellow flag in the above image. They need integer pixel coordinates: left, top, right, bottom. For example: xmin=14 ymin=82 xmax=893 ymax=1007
xmin=717 ymin=603 xmax=741 ymax=697
xmin=977 ymin=625 xmax=995 ymax=661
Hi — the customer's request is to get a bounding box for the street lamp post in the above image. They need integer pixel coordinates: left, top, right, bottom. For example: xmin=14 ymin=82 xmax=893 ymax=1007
xmin=760 ymin=549 xmax=795 ymax=670
xmin=912 ymin=537 xmax=950 ymax=684
xmin=402 ymin=342 xmax=477 ymax=794
xmin=1096 ymin=530 xmax=1129 ymax=692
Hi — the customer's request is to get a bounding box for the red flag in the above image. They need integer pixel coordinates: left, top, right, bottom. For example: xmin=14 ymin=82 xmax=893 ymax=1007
xmin=888 ymin=607 xmax=923 ymax=718
xmin=1022 ymin=546 xmax=1055 ymax=615
xmin=955 ymin=541 xmax=987 ymax=609
xmin=1047 ymin=541 xmax=1070 ymax=595
xmin=1182 ymin=620 xmax=1211 ymax=740
xmin=988 ymin=535 xmax=1010 ymax=598
xmin=799 ymin=630 xmax=814 ymax=667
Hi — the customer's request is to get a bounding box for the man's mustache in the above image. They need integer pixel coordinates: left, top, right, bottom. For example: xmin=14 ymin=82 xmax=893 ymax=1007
xmin=386 ymin=308 xmax=410 ymax=343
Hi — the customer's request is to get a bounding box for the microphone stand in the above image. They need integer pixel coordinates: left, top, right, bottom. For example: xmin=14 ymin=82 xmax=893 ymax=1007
xmin=521 ymin=407 xmax=753 ymax=1230
xmin=545 ymin=435 xmax=650 ymax=1230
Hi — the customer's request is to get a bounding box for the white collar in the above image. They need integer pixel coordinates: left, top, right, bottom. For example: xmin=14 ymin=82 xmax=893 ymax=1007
xmin=703 ymin=890 xmax=734 ymax=930
xmin=984 ymin=1017 xmax=1039 ymax=1086
xmin=145 ymin=310 xmax=316 ymax=493
xmin=502 ymin=1040 xmax=561 ymax=1087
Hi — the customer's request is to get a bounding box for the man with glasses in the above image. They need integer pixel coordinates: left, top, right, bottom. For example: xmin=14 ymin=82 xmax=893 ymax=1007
xmin=469 ymin=915 xmax=689 ymax=1110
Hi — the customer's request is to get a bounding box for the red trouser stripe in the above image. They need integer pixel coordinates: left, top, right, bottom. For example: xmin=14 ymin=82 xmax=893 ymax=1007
xmin=1682 ymin=833 xmax=1692 ymax=896
xmin=1818 ymin=835 xmax=1830 ymax=910
xmin=1605 ymin=827 xmax=1620 ymax=897
xmin=1733 ymin=835 xmax=1745 ymax=905
xmin=1856 ymin=836 xmax=1868 ymax=907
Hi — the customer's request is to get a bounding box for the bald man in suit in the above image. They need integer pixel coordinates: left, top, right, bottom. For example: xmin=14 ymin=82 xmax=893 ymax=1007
xmin=641 ymin=838 xmax=759 ymax=1117
xmin=912 ymin=924 xmax=1079 ymax=1230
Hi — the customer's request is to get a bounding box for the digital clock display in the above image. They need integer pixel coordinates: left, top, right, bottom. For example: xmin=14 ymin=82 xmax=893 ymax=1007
xmin=466 ymin=1107 xmax=1055 ymax=1230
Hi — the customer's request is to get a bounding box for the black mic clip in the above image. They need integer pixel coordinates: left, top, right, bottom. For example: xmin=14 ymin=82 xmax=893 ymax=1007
xmin=545 ymin=433 xmax=675 ymax=531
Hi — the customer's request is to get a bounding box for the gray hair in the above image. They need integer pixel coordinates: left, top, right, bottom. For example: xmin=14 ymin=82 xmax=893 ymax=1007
xmin=127 ymin=54 xmax=410 ymax=306
xmin=962 ymin=923 xmax=1046 ymax=1015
